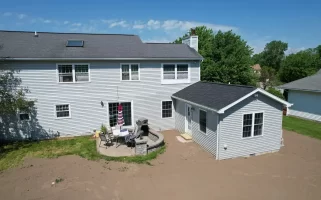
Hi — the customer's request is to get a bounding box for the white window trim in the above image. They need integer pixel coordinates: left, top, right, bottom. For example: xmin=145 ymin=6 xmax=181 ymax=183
xmin=54 ymin=103 xmax=72 ymax=119
xmin=199 ymin=108 xmax=207 ymax=134
xmin=56 ymin=63 xmax=91 ymax=83
xmin=120 ymin=63 xmax=140 ymax=81
xmin=161 ymin=100 xmax=173 ymax=119
xmin=161 ymin=63 xmax=190 ymax=84
xmin=106 ymin=100 xmax=134 ymax=128
xmin=18 ymin=112 xmax=30 ymax=122
xmin=241 ymin=111 xmax=264 ymax=139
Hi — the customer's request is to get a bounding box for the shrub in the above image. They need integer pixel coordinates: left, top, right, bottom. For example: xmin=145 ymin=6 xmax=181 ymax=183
xmin=100 ymin=124 xmax=107 ymax=134
xmin=267 ymin=87 xmax=285 ymax=99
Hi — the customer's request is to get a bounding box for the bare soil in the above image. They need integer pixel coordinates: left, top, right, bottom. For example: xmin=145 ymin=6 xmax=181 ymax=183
xmin=1 ymin=130 xmax=321 ymax=200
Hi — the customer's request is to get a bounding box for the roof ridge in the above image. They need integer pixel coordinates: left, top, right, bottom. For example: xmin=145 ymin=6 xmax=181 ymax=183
xmin=0 ymin=30 xmax=137 ymax=36
xmin=200 ymin=81 xmax=255 ymax=89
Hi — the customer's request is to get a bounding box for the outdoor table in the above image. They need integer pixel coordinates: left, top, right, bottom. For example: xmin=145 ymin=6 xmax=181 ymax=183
xmin=113 ymin=129 xmax=129 ymax=147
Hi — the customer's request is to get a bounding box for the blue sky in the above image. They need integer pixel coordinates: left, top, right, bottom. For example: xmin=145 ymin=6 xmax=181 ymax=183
xmin=1 ymin=0 xmax=321 ymax=54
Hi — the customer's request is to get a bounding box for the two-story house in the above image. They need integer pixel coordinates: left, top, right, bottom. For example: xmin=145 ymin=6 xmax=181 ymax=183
xmin=0 ymin=30 xmax=202 ymax=139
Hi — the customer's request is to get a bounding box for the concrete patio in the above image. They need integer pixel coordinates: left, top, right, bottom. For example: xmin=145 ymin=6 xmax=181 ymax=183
xmin=96 ymin=137 xmax=135 ymax=157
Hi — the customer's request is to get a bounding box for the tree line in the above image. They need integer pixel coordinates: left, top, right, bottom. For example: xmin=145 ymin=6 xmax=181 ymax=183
xmin=174 ymin=26 xmax=321 ymax=88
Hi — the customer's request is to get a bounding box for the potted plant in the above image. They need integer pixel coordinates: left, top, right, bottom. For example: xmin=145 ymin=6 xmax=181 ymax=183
xmin=100 ymin=124 xmax=107 ymax=134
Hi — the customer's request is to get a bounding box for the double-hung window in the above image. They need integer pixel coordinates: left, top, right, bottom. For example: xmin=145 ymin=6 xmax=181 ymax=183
xmin=242 ymin=112 xmax=264 ymax=138
xmin=161 ymin=101 xmax=172 ymax=118
xmin=199 ymin=110 xmax=207 ymax=134
xmin=121 ymin=64 xmax=140 ymax=81
xmin=162 ymin=63 xmax=190 ymax=84
xmin=55 ymin=104 xmax=71 ymax=118
xmin=57 ymin=64 xmax=90 ymax=83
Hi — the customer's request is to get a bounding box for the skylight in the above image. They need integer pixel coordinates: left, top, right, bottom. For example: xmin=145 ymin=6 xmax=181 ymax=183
xmin=66 ymin=40 xmax=84 ymax=47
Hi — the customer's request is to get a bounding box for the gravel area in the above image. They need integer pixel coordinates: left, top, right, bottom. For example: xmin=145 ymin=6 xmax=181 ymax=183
xmin=0 ymin=130 xmax=320 ymax=200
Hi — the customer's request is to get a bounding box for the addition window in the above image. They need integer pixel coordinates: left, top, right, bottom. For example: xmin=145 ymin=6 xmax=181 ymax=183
xmin=161 ymin=63 xmax=190 ymax=84
xmin=19 ymin=113 xmax=30 ymax=121
xmin=121 ymin=64 xmax=140 ymax=81
xmin=199 ymin=110 xmax=207 ymax=133
xmin=242 ymin=112 xmax=264 ymax=138
xmin=108 ymin=102 xmax=132 ymax=127
xmin=57 ymin=64 xmax=90 ymax=83
xmin=162 ymin=101 xmax=172 ymax=118
xmin=55 ymin=104 xmax=71 ymax=118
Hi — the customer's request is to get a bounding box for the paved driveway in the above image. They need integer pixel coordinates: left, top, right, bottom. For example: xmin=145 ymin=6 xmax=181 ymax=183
xmin=0 ymin=130 xmax=321 ymax=200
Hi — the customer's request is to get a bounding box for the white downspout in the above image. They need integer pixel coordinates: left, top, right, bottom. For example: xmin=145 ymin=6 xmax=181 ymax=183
xmin=216 ymin=114 xmax=220 ymax=160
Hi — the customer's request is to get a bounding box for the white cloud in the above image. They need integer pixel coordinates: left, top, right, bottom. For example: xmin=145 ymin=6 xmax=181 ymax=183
xmin=101 ymin=19 xmax=116 ymax=24
xmin=109 ymin=20 xmax=128 ymax=28
xmin=17 ymin=14 xmax=27 ymax=19
xmin=143 ymin=38 xmax=172 ymax=43
xmin=161 ymin=20 xmax=235 ymax=32
xmin=43 ymin=20 xmax=51 ymax=24
xmin=147 ymin=20 xmax=161 ymax=29
xmin=72 ymin=23 xmax=82 ymax=27
xmin=133 ymin=24 xmax=145 ymax=29
xmin=286 ymin=47 xmax=305 ymax=55
xmin=3 ymin=12 xmax=12 ymax=17
xmin=63 ymin=21 xmax=69 ymax=25
xmin=133 ymin=21 xmax=145 ymax=29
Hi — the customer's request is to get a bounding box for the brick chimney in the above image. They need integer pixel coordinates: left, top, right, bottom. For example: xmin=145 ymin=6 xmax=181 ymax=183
xmin=182 ymin=28 xmax=198 ymax=51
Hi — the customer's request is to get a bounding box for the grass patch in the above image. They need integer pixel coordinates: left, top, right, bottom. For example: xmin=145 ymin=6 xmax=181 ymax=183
xmin=0 ymin=136 xmax=166 ymax=171
xmin=283 ymin=116 xmax=321 ymax=140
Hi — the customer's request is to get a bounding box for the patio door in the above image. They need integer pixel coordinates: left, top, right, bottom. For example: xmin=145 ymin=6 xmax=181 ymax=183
xmin=185 ymin=104 xmax=192 ymax=135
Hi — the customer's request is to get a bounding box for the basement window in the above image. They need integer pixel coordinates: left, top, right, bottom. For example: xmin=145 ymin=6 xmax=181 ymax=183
xmin=66 ymin=40 xmax=84 ymax=47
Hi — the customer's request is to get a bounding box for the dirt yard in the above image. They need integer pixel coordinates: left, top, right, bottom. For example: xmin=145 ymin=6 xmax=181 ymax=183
xmin=0 ymin=130 xmax=321 ymax=200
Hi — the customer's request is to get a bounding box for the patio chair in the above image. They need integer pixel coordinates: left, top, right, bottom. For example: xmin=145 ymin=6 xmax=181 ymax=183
xmin=125 ymin=122 xmax=143 ymax=148
xmin=99 ymin=133 xmax=113 ymax=148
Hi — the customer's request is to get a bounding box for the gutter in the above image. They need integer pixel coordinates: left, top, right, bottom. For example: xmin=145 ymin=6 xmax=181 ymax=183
xmin=1 ymin=57 xmax=203 ymax=61
xmin=277 ymin=87 xmax=321 ymax=93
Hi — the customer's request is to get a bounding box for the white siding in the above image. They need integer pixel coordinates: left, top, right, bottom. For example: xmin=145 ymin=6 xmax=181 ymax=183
xmin=1 ymin=60 xmax=200 ymax=140
xmin=174 ymin=100 xmax=217 ymax=156
xmin=218 ymin=92 xmax=283 ymax=160
xmin=288 ymin=90 xmax=321 ymax=122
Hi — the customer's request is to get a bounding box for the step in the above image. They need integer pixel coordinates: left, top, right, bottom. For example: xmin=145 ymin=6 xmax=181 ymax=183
xmin=180 ymin=133 xmax=192 ymax=140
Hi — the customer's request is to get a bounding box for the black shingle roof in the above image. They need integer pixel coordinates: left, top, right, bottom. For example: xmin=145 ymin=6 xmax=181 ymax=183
xmin=172 ymin=82 xmax=256 ymax=110
xmin=0 ymin=30 xmax=202 ymax=59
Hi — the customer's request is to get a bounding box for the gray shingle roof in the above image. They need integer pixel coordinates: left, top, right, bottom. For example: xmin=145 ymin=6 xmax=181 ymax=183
xmin=172 ymin=82 xmax=256 ymax=111
xmin=0 ymin=30 xmax=202 ymax=60
xmin=278 ymin=72 xmax=321 ymax=92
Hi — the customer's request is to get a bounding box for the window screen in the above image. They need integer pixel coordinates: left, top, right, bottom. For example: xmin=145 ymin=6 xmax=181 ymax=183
xmin=162 ymin=101 xmax=172 ymax=118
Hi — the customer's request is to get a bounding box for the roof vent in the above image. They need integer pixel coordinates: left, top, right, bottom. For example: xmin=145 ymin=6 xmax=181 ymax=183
xmin=34 ymin=31 xmax=38 ymax=37
xmin=66 ymin=40 xmax=84 ymax=47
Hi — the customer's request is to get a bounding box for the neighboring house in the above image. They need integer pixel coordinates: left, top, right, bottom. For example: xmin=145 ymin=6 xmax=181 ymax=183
xmin=172 ymin=82 xmax=292 ymax=160
xmin=279 ymin=70 xmax=321 ymax=122
xmin=0 ymin=30 xmax=202 ymax=140
xmin=251 ymin=64 xmax=261 ymax=75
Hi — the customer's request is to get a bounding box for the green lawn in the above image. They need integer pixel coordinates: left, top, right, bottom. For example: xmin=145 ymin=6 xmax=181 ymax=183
xmin=283 ymin=116 xmax=321 ymax=140
xmin=0 ymin=136 xmax=165 ymax=171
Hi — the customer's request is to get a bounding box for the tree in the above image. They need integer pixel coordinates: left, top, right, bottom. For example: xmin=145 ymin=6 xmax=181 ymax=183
xmin=0 ymin=68 xmax=34 ymax=115
xmin=266 ymin=87 xmax=284 ymax=100
xmin=174 ymin=28 xmax=257 ymax=86
xmin=260 ymin=41 xmax=288 ymax=71
xmin=174 ymin=26 xmax=214 ymax=60
xmin=279 ymin=49 xmax=321 ymax=83
xmin=202 ymin=30 xmax=256 ymax=85
xmin=251 ymin=53 xmax=263 ymax=65
xmin=260 ymin=66 xmax=277 ymax=90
